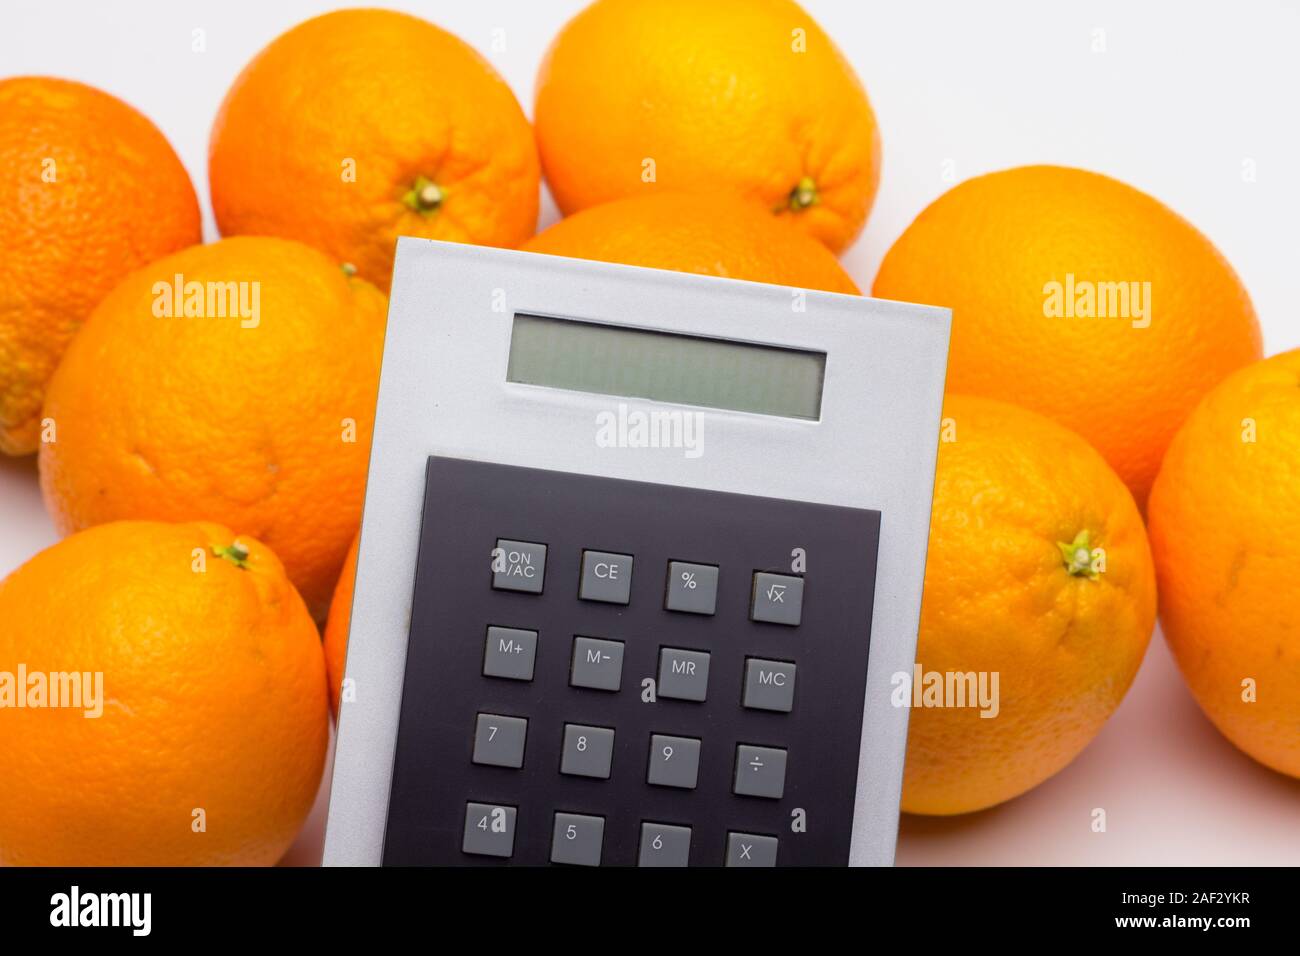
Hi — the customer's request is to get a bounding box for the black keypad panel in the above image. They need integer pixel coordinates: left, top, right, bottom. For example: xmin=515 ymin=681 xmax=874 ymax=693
xmin=382 ymin=456 xmax=881 ymax=866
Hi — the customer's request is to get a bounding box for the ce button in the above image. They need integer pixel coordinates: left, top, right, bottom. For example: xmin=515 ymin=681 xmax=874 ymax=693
xmin=579 ymin=550 xmax=634 ymax=605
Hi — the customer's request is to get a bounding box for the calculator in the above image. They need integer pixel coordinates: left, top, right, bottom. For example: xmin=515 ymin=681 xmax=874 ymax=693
xmin=323 ymin=238 xmax=950 ymax=867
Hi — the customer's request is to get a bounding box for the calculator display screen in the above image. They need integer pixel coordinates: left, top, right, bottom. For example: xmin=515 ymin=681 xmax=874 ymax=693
xmin=506 ymin=314 xmax=825 ymax=420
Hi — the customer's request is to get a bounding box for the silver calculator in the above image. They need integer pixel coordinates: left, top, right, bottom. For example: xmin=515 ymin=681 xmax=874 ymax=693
xmin=323 ymin=239 xmax=949 ymax=866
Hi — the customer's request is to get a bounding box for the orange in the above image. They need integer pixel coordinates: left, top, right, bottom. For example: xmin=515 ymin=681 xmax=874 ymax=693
xmin=0 ymin=77 xmax=200 ymax=456
xmin=38 ymin=236 xmax=386 ymax=618
xmin=534 ymin=0 xmax=881 ymax=253
xmin=903 ymin=395 xmax=1156 ymax=815
xmin=0 ymin=520 xmax=328 ymax=865
xmin=324 ymin=533 xmax=359 ymax=717
xmin=1148 ymin=349 xmax=1300 ymax=779
xmin=209 ymin=8 xmax=539 ymax=290
xmin=521 ymin=192 xmax=860 ymax=293
xmin=873 ymin=165 xmax=1262 ymax=506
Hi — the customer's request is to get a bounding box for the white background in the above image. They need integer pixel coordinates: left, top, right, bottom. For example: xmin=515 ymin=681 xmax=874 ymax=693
xmin=2 ymin=0 xmax=1298 ymax=865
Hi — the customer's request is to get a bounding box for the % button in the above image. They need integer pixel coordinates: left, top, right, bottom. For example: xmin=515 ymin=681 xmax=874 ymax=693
xmin=665 ymin=562 xmax=718 ymax=616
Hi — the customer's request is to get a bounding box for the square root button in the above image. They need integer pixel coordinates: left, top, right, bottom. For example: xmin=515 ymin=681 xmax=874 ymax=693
xmin=579 ymin=550 xmax=634 ymax=604
xmin=750 ymin=573 xmax=804 ymax=626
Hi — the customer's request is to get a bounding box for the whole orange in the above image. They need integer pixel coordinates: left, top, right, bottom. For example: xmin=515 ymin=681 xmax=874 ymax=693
xmin=534 ymin=0 xmax=881 ymax=253
xmin=872 ymin=165 xmax=1262 ymax=506
xmin=0 ymin=520 xmax=328 ymax=865
xmin=0 ymin=77 xmax=200 ymax=455
xmin=324 ymin=533 xmax=359 ymax=717
xmin=521 ymin=192 xmax=859 ymax=293
xmin=209 ymin=8 xmax=538 ymax=290
xmin=903 ymin=395 xmax=1156 ymax=815
xmin=1148 ymin=349 xmax=1300 ymax=779
xmin=39 ymin=236 xmax=386 ymax=618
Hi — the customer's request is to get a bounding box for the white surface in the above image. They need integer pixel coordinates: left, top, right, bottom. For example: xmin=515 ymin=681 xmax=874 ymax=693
xmin=3 ymin=0 xmax=1299 ymax=866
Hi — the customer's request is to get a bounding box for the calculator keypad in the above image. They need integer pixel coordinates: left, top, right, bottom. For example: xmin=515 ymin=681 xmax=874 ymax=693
xmin=384 ymin=456 xmax=881 ymax=866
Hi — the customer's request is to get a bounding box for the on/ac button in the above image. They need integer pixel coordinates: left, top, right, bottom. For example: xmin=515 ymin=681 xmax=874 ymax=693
xmin=492 ymin=539 xmax=547 ymax=594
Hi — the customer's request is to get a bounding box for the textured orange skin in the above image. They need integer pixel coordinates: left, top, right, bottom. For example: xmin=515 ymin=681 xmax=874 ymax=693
xmin=873 ymin=166 xmax=1262 ymax=507
xmin=534 ymin=0 xmax=881 ymax=253
xmin=903 ymin=395 xmax=1156 ymax=815
xmin=521 ymin=192 xmax=859 ymax=293
xmin=0 ymin=520 xmax=328 ymax=865
xmin=1148 ymin=350 xmax=1300 ymax=779
xmin=0 ymin=77 xmax=201 ymax=455
xmin=209 ymin=8 xmax=539 ymax=290
xmin=38 ymin=236 xmax=386 ymax=618
xmin=324 ymin=533 xmax=359 ymax=717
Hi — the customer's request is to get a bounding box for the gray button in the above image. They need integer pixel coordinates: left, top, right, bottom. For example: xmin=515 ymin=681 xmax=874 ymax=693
xmin=560 ymin=724 xmax=615 ymax=779
xmin=726 ymin=832 xmax=779 ymax=867
xmin=657 ymin=647 xmax=710 ymax=702
xmin=462 ymin=802 xmax=517 ymax=857
xmin=665 ymin=561 xmax=718 ymax=615
xmin=570 ymin=637 xmax=624 ymax=691
xmin=734 ymin=744 xmax=787 ymax=799
xmin=743 ymin=658 xmax=796 ymax=712
xmin=550 ymin=812 xmax=605 ymax=867
xmin=493 ymin=539 xmax=546 ymax=593
xmin=750 ymin=572 xmax=804 ymax=625
xmin=638 ymin=822 xmax=692 ymax=867
xmin=647 ymin=734 xmax=700 ymax=789
xmin=482 ymin=626 xmax=538 ymax=681
xmin=579 ymin=550 xmax=634 ymax=604
xmin=472 ymin=713 xmax=527 ymax=768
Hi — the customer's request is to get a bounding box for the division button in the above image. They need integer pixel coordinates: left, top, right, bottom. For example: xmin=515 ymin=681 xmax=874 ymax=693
xmin=647 ymin=734 xmax=701 ymax=789
xmin=471 ymin=713 xmax=528 ymax=769
xmin=569 ymin=636 xmax=625 ymax=691
xmin=482 ymin=626 xmax=538 ymax=681
xmin=742 ymin=658 xmax=796 ymax=712
xmin=733 ymin=744 xmax=787 ymax=799
xmin=657 ymin=647 xmax=711 ymax=702
xmin=750 ymin=572 xmax=804 ymax=626
xmin=638 ymin=822 xmax=692 ymax=867
xmin=579 ymin=550 xmax=634 ymax=604
xmin=492 ymin=539 xmax=547 ymax=594
xmin=462 ymin=802 xmax=517 ymax=858
xmin=550 ymin=812 xmax=605 ymax=867
xmin=725 ymin=832 xmax=779 ymax=867
xmin=560 ymin=724 xmax=616 ymax=779
xmin=664 ymin=561 xmax=718 ymax=615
